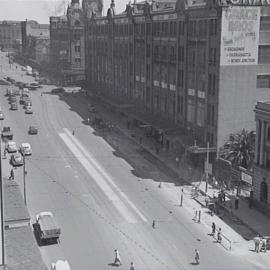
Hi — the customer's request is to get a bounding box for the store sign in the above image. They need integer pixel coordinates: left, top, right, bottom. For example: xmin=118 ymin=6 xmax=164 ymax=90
xmin=241 ymin=171 xmax=253 ymax=185
xmin=220 ymin=6 xmax=260 ymax=66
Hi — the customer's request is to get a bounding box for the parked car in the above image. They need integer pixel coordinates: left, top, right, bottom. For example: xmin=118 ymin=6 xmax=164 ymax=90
xmin=35 ymin=211 xmax=61 ymax=245
xmin=19 ymin=143 xmax=32 ymax=156
xmin=28 ymin=125 xmax=38 ymax=135
xmin=6 ymin=141 xmax=17 ymax=153
xmin=10 ymin=102 xmax=18 ymax=110
xmin=20 ymin=96 xmax=30 ymax=105
xmin=25 ymin=106 xmax=33 ymax=114
xmin=0 ymin=111 xmax=4 ymax=120
xmin=1 ymin=126 xmax=13 ymax=140
xmin=9 ymin=96 xmax=17 ymax=104
xmin=10 ymin=153 xmax=24 ymax=167
xmin=51 ymin=87 xmax=65 ymax=94
xmin=51 ymin=260 xmax=71 ymax=270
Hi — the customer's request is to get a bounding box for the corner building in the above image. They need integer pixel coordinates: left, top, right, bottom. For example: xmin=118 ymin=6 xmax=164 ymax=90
xmin=86 ymin=0 xmax=270 ymax=164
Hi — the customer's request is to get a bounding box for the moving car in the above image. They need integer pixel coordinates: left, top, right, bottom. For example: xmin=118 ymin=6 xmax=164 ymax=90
xmin=25 ymin=106 xmax=33 ymax=114
xmin=35 ymin=211 xmax=61 ymax=245
xmin=10 ymin=153 xmax=23 ymax=167
xmin=51 ymin=260 xmax=71 ymax=270
xmin=51 ymin=87 xmax=65 ymax=94
xmin=19 ymin=143 xmax=32 ymax=156
xmin=10 ymin=102 xmax=18 ymax=110
xmin=28 ymin=125 xmax=38 ymax=135
xmin=23 ymin=101 xmax=32 ymax=109
xmin=6 ymin=141 xmax=17 ymax=153
xmin=0 ymin=111 xmax=4 ymax=120
xmin=28 ymin=82 xmax=40 ymax=90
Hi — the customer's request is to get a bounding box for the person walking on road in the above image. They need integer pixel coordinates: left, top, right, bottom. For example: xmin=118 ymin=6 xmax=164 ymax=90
xmin=217 ymin=228 xmax=222 ymax=243
xmin=114 ymin=249 xmax=122 ymax=265
xmin=87 ymin=117 xmax=90 ymax=124
xmin=195 ymin=249 xmax=200 ymax=265
xmin=254 ymin=235 xmax=260 ymax=253
xmin=130 ymin=262 xmax=135 ymax=270
xmin=211 ymin=222 xmax=216 ymax=236
xmin=72 ymin=130 xmax=75 ymax=136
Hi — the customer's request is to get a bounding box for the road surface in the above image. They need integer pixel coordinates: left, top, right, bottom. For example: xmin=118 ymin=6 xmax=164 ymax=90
xmin=0 ymin=52 xmax=268 ymax=269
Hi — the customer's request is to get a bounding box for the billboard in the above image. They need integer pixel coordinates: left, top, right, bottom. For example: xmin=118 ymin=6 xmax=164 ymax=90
xmin=220 ymin=6 xmax=260 ymax=66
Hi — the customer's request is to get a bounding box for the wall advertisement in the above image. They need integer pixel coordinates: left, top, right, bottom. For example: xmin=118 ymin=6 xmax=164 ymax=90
xmin=220 ymin=6 xmax=260 ymax=66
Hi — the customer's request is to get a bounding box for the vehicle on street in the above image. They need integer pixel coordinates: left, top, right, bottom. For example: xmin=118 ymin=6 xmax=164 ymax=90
xmin=26 ymin=66 xmax=33 ymax=75
xmin=6 ymin=141 xmax=17 ymax=153
xmin=10 ymin=153 xmax=24 ymax=167
xmin=20 ymin=96 xmax=30 ymax=105
xmin=25 ymin=106 xmax=33 ymax=114
xmin=6 ymin=77 xmax=15 ymax=84
xmin=28 ymin=82 xmax=40 ymax=90
xmin=1 ymin=126 xmax=13 ymax=140
xmin=51 ymin=87 xmax=65 ymax=94
xmin=21 ymin=66 xmax=26 ymax=71
xmin=35 ymin=211 xmax=61 ymax=245
xmin=23 ymin=101 xmax=32 ymax=109
xmin=28 ymin=125 xmax=38 ymax=135
xmin=0 ymin=111 xmax=4 ymax=120
xmin=19 ymin=143 xmax=32 ymax=156
xmin=10 ymin=102 xmax=18 ymax=110
xmin=51 ymin=260 xmax=71 ymax=270
xmin=22 ymin=87 xmax=29 ymax=95
xmin=9 ymin=96 xmax=17 ymax=104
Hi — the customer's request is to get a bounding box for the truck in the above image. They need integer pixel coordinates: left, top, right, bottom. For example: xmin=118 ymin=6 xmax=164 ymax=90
xmin=35 ymin=211 xmax=61 ymax=245
xmin=1 ymin=126 xmax=13 ymax=140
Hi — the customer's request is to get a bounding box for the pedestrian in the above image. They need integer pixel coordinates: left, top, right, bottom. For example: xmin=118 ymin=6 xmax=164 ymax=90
xmin=195 ymin=249 xmax=200 ymax=265
xmin=235 ymin=196 xmax=239 ymax=209
xmin=254 ymin=235 xmax=260 ymax=253
xmin=175 ymin=156 xmax=180 ymax=167
xmin=114 ymin=249 xmax=121 ymax=265
xmin=222 ymin=192 xmax=226 ymax=203
xmin=9 ymin=169 xmax=14 ymax=180
xmin=211 ymin=222 xmax=216 ymax=236
xmin=130 ymin=262 xmax=135 ymax=270
xmin=152 ymin=220 xmax=155 ymax=229
xmin=261 ymin=238 xmax=267 ymax=253
xmin=217 ymin=228 xmax=222 ymax=243
xmin=87 ymin=117 xmax=90 ymax=124
xmin=72 ymin=130 xmax=75 ymax=136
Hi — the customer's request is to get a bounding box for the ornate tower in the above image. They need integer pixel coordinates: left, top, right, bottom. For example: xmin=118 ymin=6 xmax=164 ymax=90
xmin=82 ymin=0 xmax=103 ymax=18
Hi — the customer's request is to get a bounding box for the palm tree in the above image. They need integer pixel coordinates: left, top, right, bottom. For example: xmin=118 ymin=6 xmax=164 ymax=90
xmin=219 ymin=129 xmax=255 ymax=169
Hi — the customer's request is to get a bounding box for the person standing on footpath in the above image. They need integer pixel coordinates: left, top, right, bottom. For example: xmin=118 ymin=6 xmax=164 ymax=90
xmin=217 ymin=228 xmax=222 ymax=243
xmin=130 ymin=262 xmax=135 ymax=270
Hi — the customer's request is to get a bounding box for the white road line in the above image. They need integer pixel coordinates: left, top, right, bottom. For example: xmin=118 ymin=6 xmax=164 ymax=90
xmin=59 ymin=132 xmax=139 ymax=223
xmin=63 ymin=128 xmax=148 ymax=223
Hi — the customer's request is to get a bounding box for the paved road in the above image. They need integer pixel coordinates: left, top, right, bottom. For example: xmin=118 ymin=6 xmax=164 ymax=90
xmin=0 ymin=52 xmax=268 ymax=269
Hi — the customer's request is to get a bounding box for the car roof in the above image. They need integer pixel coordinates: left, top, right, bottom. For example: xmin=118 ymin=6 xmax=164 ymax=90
xmin=21 ymin=143 xmax=30 ymax=147
xmin=8 ymin=141 xmax=15 ymax=145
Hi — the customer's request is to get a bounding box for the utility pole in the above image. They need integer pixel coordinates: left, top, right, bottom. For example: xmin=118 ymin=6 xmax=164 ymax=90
xmin=0 ymin=140 xmax=6 ymax=267
xmin=23 ymin=153 xmax=26 ymax=206
xmin=205 ymin=141 xmax=209 ymax=194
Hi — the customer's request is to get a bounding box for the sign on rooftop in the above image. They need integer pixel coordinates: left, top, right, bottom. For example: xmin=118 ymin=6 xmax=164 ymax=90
xmin=220 ymin=6 xmax=260 ymax=66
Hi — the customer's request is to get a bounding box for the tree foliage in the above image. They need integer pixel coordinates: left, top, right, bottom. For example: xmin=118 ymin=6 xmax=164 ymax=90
xmin=219 ymin=129 xmax=255 ymax=169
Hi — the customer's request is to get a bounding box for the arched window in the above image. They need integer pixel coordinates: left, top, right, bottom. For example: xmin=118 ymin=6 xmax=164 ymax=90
xmin=260 ymin=179 xmax=268 ymax=203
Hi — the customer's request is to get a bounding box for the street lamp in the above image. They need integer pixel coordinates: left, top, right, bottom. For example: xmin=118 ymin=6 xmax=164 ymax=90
xmin=22 ymin=153 xmax=27 ymax=205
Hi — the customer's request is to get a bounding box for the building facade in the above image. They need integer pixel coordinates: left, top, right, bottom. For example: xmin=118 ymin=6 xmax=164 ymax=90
xmin=254 ymin=101 xmax=270 ymax=214
xmin=0 ymin=21 xmax=22 ymax=52
xmin=85 ymin=0 xmax=270 ymax=164
xmin=21 ymin=20 xmax=50 ymax=65
xmin=50 ymin=0 xmax=87 ymax=84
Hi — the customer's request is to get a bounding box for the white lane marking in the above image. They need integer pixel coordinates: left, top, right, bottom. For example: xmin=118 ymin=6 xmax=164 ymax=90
xmin=59 ymin=132 xmax=138 ymax=223
xmin=63 ymin=128 xmax=148 ymax=223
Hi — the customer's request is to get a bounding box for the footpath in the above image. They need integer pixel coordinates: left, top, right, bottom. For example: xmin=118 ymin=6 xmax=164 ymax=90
xmin=77 ymin=92 xmax=270 ymax=244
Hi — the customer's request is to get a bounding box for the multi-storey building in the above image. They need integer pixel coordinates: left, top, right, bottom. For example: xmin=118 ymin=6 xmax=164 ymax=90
xmin=86 ymin=0 xmax=270 ymax=166
xmin=50 ymin=0 xmax=89 ymax=83
xmin=254 ymin=101 xmax=270 ymax=213
xmin=0 ymin=21 xmax=22 ymax=52
xmin=21 ymin=20 xmax=49 ymax=61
